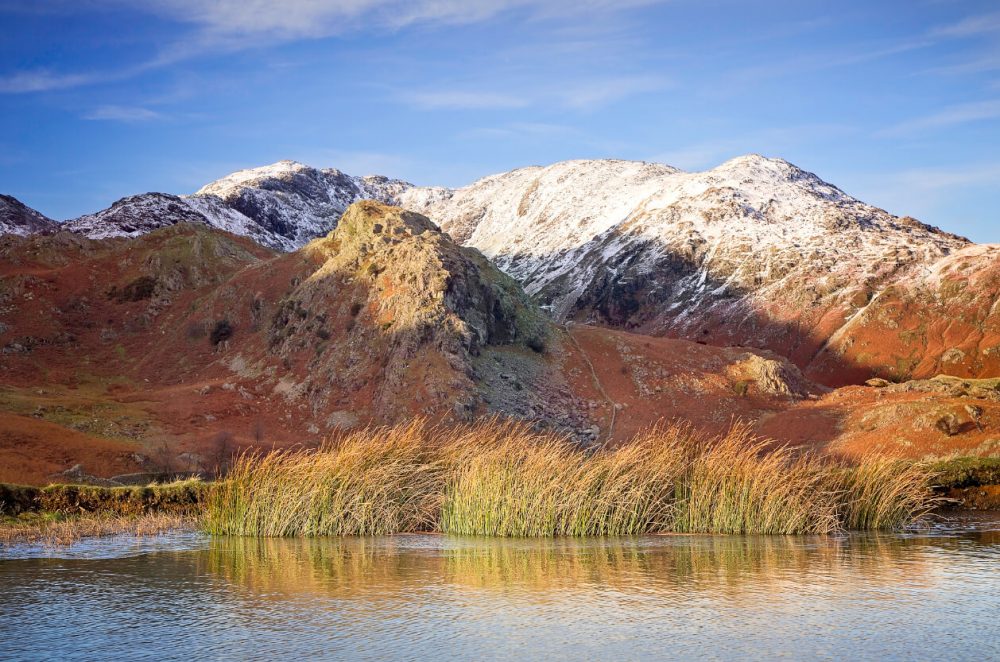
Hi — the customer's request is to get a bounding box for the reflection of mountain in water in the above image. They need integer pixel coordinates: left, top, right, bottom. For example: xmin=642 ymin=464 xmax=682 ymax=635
xmin=2 ymin=526 xmax=998 ymax=660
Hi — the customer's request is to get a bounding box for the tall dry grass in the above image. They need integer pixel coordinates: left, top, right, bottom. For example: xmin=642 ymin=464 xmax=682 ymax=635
xmin=830 ymin=456 xmax=936 ymax=531
xmin=204 ymin=419 xmax=935 ymax=537
xmin=205 ymin=421 xmax=443 ymax=536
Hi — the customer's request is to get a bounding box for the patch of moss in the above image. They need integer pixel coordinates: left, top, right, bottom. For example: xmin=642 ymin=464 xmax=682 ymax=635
xmin=0 ymin=481 xmax=208 ymax=517
xmin=927 ymin=457 xmax=1000 ymax=489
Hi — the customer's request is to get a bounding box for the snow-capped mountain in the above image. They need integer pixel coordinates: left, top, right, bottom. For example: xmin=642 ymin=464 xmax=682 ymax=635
xmin=399 ymin=156 xmax=967 ymax=323
xmin=190 ymin=160 xmax=411 ymax=249
xmin=7 ymin=155 xmax=997 ymax=385
xmin=63 ymin=192 xmax=213 ymax=240
xmin=397 ymin=156 xmax=987 ymax=384
xmin=58 ymin=160 xmax=412 ymax=250
xmin=0 ymin=195 xmax=58 ymax=236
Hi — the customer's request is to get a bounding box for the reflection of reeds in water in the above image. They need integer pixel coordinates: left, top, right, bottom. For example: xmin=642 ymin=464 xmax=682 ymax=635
xmin=203 ymin=534 xmax=936 ymax=601
xmin=205 ymin=420 xmax=936 ymax=537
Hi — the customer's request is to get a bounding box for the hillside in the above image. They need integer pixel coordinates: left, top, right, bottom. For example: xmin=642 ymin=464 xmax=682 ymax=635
xmin=399 ymin=157 xmax=998 ymax=386
xmin=5 ymin=156 xmax=999 ymax=388
xmin=2 ymin=203 xmax=998 ymax=483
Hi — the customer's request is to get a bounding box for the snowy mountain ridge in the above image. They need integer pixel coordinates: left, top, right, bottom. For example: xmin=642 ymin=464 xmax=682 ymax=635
xmin=0 ymin=194 xmax=59 ymax=236
xmin=4 ymin=155 xmax=999 ymax=385
xmin=399 ymin=155 xmax=966 ymax=322
xmin=59 ymin=160 xmax=412 ymax=250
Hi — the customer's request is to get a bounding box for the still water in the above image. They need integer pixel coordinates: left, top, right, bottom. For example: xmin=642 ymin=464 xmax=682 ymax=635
xmin=1 ymin=515 xmax=998 ymax=661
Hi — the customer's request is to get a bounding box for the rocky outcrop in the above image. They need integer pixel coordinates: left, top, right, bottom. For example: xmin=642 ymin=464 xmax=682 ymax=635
xmin=258 ymin=201 xmax=549 ymax=421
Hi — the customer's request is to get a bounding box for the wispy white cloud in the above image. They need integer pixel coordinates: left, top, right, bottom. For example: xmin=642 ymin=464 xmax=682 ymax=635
xmin=933 ymin=11 xmax=1000 ymax=38
xmin=558 ymin=75 xmax=668 ymax=109
xmin=401 ymin=74 xmax=667 ymax=112
xmin=403 ymin=90 xmax=530 ymax=110
xmin=728 ymin=38 xmax=933 ymax=84
xmin=926 ymin=54 xmax=1000 ymax=75
xmin=887 ymin=162 xmax=1000 ymax=190
xmin=83 ymin=104 xmax=163 ymax=121
xmin=143 ymin=0 xmax=665 ymax=37
xmin=879 ymin=99 xmax=1000 ymax=137
xmin=0 ymin=0 xmax=665 ymax=94
xmin=0 ymin=69 xmax=104 ymax=93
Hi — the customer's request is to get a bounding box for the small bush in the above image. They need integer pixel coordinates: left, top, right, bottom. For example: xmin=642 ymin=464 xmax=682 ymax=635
xmin=526 ymin=335 xmax=546 ymax=353
xmin=210 ymin=319 xmax=234 ymax=345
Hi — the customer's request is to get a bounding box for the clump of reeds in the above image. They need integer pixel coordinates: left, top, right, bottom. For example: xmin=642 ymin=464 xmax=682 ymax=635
xmin=440 ymin=423 xmax=684 ymax=536
xmin=205 ymin=421 xmax=443 ymax=536
xmin=204 ymin=418 xmax=936 ymax=537
xmin=671 ymin=424 xmax=839 ymax=535
xmin=830 ymin=456 xmax=937 ymax=530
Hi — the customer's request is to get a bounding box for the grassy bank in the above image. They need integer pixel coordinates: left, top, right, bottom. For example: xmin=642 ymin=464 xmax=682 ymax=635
xmin=927 ymin=457 xmax=1000 ymax=489
xmin=0 ymin=479 xmax=207 ymax=517
xmin=205 ymin=421 xmax=938 ymax=537
xmin=0 ymin=512 xmax=195 ymax=545
xmin=0 ymin=480 xmax=205 ymax=544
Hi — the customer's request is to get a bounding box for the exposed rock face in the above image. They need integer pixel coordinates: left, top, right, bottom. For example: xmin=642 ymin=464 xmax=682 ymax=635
xmin=0 ymin=195 xmax=58 ymax=236
xmin=725 ymin=352 xmax=813 ymax=398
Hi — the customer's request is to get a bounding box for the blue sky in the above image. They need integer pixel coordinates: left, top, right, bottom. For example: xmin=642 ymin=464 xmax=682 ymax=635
xmin=1 ymin=1 xmax=998 ymax=242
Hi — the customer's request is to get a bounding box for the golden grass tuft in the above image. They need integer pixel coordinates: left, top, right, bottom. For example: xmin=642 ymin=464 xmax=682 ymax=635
xmin=204 ymin=419 xmax=936 ymax=537
xmin=831 ymin=456 xmax=937 ymax=531
xmin=205 ymin=421 xmax=443 ymax=536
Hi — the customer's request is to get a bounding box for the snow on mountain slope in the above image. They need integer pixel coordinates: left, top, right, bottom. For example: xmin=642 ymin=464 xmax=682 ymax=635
xmin=191 ymin=160 xmax=411 ymax=248
xmin=63 ymin=192 xmax=213 ymax=240
xmin=401 ymin=156 xmax=965 ymax=318
xmin=57 ymin=161 xmax=411 ymax=250
xmin=398 ymin=156 xmax=980 ymax=384
xmin=181 ymin=194 xmax=290 ymax=250
xmin=0 ymin=195 xmax=58 ymax=236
